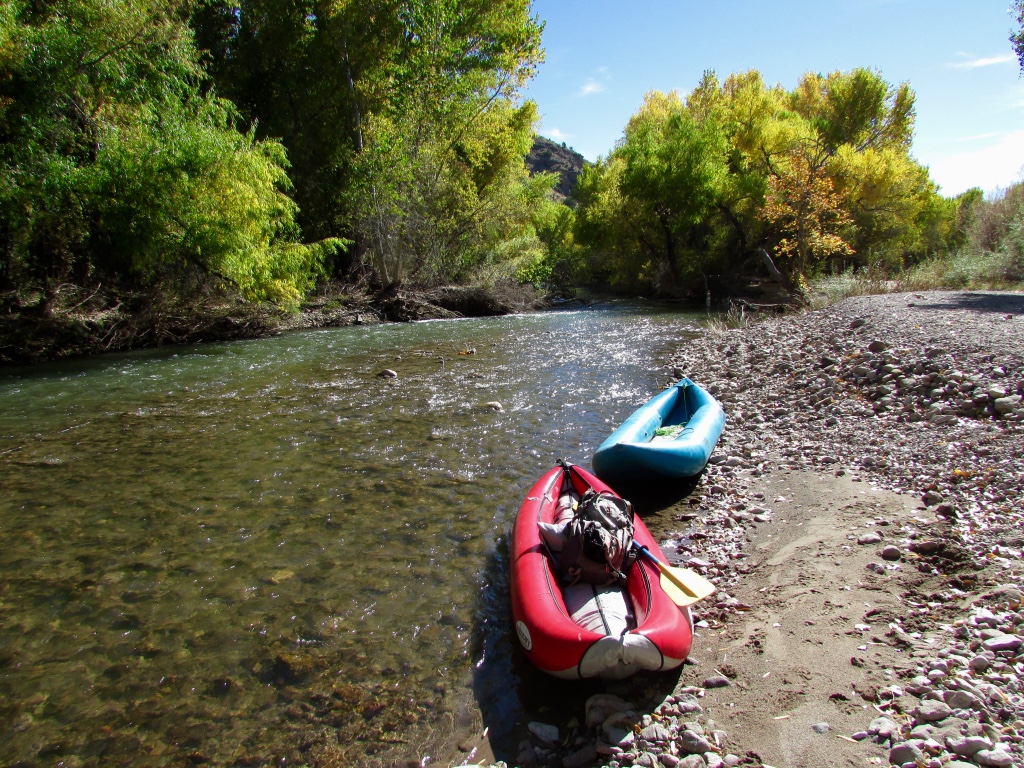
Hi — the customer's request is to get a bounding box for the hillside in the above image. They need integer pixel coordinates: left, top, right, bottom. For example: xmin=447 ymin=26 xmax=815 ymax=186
xmin=526 ymin=135 xmax=586 ymax=203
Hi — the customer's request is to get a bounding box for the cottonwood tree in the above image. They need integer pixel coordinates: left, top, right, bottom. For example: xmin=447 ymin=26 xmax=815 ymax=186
xmin=192 ymin=0 xmax=548 ymax=289
xmin=0 ymin=0 xmax=339 ymax=311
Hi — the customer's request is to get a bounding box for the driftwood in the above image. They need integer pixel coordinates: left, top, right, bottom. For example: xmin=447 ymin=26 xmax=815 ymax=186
xmin=728 ymin=298 xmax=787 ymax=322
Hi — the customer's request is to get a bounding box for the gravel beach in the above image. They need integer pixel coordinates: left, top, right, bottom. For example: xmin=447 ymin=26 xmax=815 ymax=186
xmin=483 ymin=290 xmax=1024 ymax=768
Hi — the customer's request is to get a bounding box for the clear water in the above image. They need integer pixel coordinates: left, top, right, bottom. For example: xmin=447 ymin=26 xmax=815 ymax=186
xmin=0 ymin=301 xmax=705 ymax=767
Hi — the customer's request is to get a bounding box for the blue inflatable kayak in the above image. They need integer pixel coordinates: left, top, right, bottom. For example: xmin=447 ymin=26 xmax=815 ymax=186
xmin=592 ymin=378 xmax=725 ymax=487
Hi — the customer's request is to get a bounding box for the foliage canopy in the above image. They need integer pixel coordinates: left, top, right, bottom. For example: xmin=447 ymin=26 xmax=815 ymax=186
xmin=0 ymin=0 xmax=343 ymax=311
xmin=572 ymin=67 xmax=963 ymax=300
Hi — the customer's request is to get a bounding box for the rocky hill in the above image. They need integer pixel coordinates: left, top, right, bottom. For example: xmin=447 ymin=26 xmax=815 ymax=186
xmin=526 ymin=135 xmax=586 ymax=204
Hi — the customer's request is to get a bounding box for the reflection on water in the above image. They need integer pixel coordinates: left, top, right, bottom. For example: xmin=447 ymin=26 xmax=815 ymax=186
xmin=0 ymin=301 xmax=705 ymax=766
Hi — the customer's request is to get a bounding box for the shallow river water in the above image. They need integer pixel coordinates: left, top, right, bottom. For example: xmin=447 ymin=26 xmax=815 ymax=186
xmin=0 ymin=301 xmax=705 ymax=767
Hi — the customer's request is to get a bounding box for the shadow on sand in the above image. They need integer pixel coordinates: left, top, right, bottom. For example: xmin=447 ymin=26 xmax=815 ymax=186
xmin=909 ymin=291 xmax=1024 ymax=315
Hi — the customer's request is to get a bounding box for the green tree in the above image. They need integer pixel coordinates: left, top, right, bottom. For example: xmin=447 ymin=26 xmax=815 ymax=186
xmin=1012 ymin=0 xmax=1024 ymax=71
xmin=573 ymin=67 xmax=956 ymax=300
xmin=0 ymin=0 xmax=337 ymax=312
xmin=192 ymin=0 xmax=546 ymax=288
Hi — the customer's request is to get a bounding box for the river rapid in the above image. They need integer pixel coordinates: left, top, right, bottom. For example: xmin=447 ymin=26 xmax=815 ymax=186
xmin=0 ymin=301 xmax=705 ymax=767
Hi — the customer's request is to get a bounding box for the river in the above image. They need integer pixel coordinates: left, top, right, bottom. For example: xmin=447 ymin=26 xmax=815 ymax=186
xmin=0 ymin=300 xmax=706 ymax=767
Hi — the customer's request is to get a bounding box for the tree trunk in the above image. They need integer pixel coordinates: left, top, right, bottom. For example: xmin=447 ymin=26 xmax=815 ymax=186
xmin=757 ymin=248 xmax=807 ymax=305
xmin=341 ymin=33 xmax=363 ymax=153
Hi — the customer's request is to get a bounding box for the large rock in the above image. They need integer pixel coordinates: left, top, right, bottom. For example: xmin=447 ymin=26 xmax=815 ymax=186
xmin=678 ymin=730 xmax=714 ymax=754
xmin=994 ymin=395 xmax=1022 ymax=414
xmin=982 ymin=633 xmax=1022 ymax=652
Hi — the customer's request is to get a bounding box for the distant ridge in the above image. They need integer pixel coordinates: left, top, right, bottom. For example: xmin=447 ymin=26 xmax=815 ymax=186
xmin=526 ymin=135 xmax=586 ymax=204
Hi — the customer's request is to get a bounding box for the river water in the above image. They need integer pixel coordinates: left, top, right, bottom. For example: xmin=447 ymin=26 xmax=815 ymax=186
xmin=0 ymin=301 xmax=705 ymax=767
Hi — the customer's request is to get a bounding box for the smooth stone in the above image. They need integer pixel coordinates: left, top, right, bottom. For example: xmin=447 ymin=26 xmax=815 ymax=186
xmin=674 ymin=693 xmax=704 ymax=714
xmin=377 ymin=368 xmax=398 ymax=378
xmin=945 ymin=690 xmax=980 ymax=710
xmin=909 ymin=540 xmax=941 ymax=555
xmin=975 ymin=748 xmax=1015 ymax=767
xmin=639 ymin=724 xmax=672 ymax=744
xmin=869 ymin=717 xmax=900 ymax=739
xmin=969 ymin=655 xmax=992 ymax=672
xmin=946 ymin=734 xmax=993 ymax=756
xmin=982 ymin=634 xmax=1022 ymax=652
xmin=703 ymin=675 xmax=730 ymax=689
xmin=889 ymin=741 xmax=924 ymax=765
xmin=858 ymin=532 xmax=883 ymax=545
xmin=678 ymin=730 xmax=714 ymax=754
xmin=994 ymin=395 xmax=1022 ymax=414
xmin=677 ymin=756 xmax=707 ymax=768
xmin=528 ymin=721 xmax=559 ymax=744
xmin=915 ymin=699 xmax=953 ymax=722
xmin=811 ymin=722 xmax=830 ymax=734
xmin=585 ymin=694 xmax=635 ymax=729
xmin=881 ymin=545 xmax=902 ymax=561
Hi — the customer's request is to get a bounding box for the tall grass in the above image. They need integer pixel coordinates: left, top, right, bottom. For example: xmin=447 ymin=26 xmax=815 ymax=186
xmin=809 ymin=183 xmax=1024 ymax=307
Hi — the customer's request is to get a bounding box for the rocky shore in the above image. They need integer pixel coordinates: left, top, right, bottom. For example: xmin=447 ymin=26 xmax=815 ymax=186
xmin=0 ymin=280 xmax=548 ymax=366
xmin=482 ymin=291 xmax=1024 ymax=768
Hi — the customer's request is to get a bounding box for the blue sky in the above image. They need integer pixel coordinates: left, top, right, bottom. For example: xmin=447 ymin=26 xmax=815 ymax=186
xmin=522 ymin=0 xmax=1024 ymax=198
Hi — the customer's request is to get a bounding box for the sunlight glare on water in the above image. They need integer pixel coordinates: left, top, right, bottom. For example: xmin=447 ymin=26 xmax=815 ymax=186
xmin=0 ymin=300 xmax=705 ymax=766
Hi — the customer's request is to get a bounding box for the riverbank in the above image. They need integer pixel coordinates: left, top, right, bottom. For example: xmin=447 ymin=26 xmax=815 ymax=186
xmin=0 ymin=280 xmax=550 ymax=366
xmin=484 ymin=290 xmax=1023 ymax=768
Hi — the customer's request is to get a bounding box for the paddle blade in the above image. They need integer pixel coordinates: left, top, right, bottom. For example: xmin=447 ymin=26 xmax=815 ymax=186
xmin=656 ymin=561 xmax=716 ymax=607
xmin=633 ymin=543 xmax=717 ymax=607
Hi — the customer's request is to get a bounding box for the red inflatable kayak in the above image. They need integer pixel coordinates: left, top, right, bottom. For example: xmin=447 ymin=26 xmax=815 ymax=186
xmin=510 ymin=463 xmax=693 ymax=679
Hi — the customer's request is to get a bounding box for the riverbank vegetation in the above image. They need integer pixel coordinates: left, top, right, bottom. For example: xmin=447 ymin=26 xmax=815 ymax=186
xmin=559 ymin=67 xmax=1024 ymax=306
xmin=2 ymin=1 xmax=1023 ymax=365
xmin=0 ymin=0 xmax=561 ymax=362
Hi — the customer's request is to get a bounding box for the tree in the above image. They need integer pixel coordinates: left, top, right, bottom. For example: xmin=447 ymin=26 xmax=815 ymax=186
xmin=0 ymin=0 xmax=338 ymax=311
xmin=572 ymin=67 xmax=956 ymax=300
xmin=1012 ymin=0 xmax=1024 ymax=72
xmin=191 ymin=0 xmax=546 ymax=288
xmin=760 ymin=149 xmax=853 ymax=291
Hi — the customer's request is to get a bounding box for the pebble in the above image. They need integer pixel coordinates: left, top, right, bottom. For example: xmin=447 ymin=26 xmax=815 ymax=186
xmin=889 ymin=741 xmax=925 ymax=764
xmin=880 ymin=545 xmax=902 ymax=560
xmin=527 ymin=721 xmax=559 ymax=744
xmin=702 ymin=675 xmax=730 ymax=689
xmin=982 ymin=634 xmax=1022 ymax=652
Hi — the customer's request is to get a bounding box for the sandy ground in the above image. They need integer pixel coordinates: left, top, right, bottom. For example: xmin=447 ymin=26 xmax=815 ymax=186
xmin=683 ymin=469 xmax=935 ymax=767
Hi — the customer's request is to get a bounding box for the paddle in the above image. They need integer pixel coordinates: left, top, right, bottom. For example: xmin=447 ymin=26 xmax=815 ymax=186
xmin=633 ymin=543 xmax=716 ymax=607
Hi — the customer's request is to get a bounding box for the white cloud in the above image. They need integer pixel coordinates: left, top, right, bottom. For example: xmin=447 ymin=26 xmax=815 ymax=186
xmin=926 ymin=130 xmax=1024 ymax=196
xmin=948 ymin=53 xmax=1017 ymax=70
xmin=579 ymin=78 xmax=605 ymax=97
xmin=546 ymin=127 xmax=570 ymax=141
